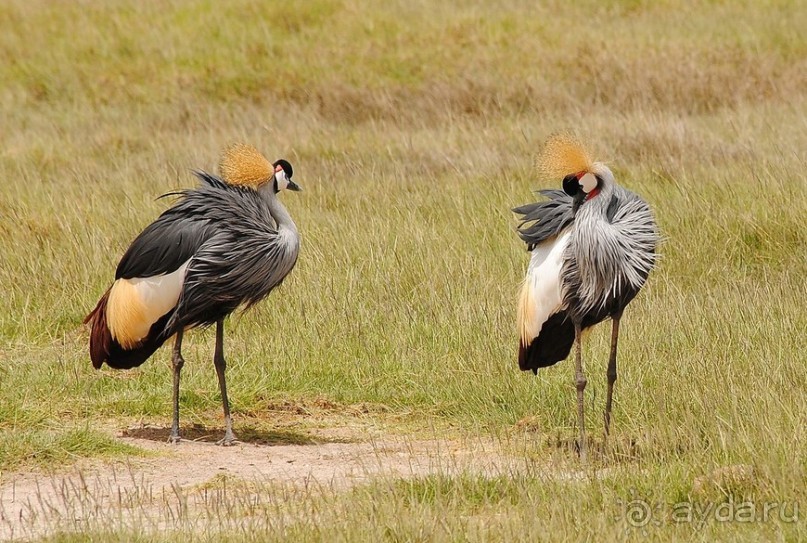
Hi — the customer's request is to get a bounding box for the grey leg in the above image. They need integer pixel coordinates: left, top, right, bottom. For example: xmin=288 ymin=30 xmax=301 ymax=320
xmin=169 ymin=330 xmax=185 ymax=444
xmin=604 ymin=313 xmax=622 ymax=445
xmin=214 ymin=319 xmax=237 ymax=446
xmin=574 ymin=322 xmax=587 ymax=462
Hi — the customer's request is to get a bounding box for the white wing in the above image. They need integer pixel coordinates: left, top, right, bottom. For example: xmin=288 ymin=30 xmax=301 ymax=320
xmin=518 ymin=230 xmax=570 ymax=346
xmin=106 ymin=261 xmax=190 ymax=348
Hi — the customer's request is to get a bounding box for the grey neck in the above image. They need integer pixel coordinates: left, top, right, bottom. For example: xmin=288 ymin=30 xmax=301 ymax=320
xmin=259 ymin=184 xmax=298 ymax=233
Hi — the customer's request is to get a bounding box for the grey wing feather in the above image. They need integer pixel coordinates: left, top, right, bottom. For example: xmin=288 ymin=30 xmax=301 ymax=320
xmin=116 ymin=206 xmax=216 ymax=281
xmin=513 ymin=189 xmax=575 ymax=250
xmin=168 ymin=230 xmax=298 ymax=332
xmin=164 ymin=176 xmax=299 ymax=332
xmin=116 ymin=171 xmax=249 ymax=280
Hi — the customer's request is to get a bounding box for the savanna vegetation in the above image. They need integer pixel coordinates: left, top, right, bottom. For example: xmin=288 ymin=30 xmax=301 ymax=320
xmin=1 ymin=0 xmax=805 ymax=540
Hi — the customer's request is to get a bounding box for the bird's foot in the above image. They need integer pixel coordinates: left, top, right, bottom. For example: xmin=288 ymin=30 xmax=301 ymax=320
xmin=168 ymin=433 xmax=182 ymax=445
xmin=216 ymin=432 xmax=239 ymax=447
xmin=575 ymin=438 xmax=588 ymax=463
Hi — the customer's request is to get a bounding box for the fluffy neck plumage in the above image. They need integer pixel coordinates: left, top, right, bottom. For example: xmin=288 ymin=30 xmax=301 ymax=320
xmin=259 ymin=183 xmax=298 ymax=234
xmin=566 ymin=170 xmax=619 ymax=315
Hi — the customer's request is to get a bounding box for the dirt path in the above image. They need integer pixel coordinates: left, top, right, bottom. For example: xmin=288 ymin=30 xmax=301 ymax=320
xmin=0 ymin=428 xmax=538 ymax=540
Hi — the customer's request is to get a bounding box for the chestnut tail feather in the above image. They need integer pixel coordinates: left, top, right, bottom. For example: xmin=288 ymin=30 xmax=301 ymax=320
xmin=84 ymin=290 xmax=172 ymax=370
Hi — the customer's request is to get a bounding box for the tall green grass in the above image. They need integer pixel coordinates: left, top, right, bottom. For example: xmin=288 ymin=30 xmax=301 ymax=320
xmin=1 ymin=0 xmax=805 ymax=540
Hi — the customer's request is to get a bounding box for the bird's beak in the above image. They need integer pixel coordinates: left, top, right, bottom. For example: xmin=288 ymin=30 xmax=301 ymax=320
xmin=287 ymin=180 xmax=302 ymax=192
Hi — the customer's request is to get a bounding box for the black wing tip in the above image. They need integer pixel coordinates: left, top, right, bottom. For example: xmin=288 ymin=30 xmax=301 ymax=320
xmin=102 ymin=313 xmax=173 ymax=370
xmin=518 ymin=313 xmax=575 ymax=372
xmin=519 ymin=338 xmax=567 ymax=372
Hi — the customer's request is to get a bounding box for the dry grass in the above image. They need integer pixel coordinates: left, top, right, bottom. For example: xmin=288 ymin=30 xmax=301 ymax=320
xmin=1 ymin=0 xmax=806 ymax=540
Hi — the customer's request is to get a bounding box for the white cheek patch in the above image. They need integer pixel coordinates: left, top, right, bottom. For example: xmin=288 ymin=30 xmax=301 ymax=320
xmin=579 ymin=172 xmax=598 ymax=193
xmin=275 ymin=169 xmax=289 ymax=190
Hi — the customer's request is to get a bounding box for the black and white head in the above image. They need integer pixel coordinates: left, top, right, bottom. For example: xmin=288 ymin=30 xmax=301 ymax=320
xmin=562 ymin=162 xmax=614 ymax=209
xmin=272 ymin=159 xmax=301 ymax=193
xmin=218 ymin=144 xmax=302 ymax=193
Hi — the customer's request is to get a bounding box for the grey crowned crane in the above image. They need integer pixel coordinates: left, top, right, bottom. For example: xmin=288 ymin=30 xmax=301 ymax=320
xmin=513 ymin=135 xmax=659 ymax=460
xmin=84 ymin=144 xmax=301 ymax=445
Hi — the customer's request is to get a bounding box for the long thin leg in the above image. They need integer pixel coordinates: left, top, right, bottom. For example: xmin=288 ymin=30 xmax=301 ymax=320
xmin=169 ymin=330 xmax=185 ymax=444
xmin=604 ymin=313 xmax=622 ymax=445
xmin=574 ymin=322 xmax=587 ymax=462
xmin=214 ymin=319 xmax=237 ymax=446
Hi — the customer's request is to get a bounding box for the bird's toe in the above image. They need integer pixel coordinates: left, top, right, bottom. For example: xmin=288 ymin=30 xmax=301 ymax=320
xmin=216 ymin=434 xmax=240 ymax=447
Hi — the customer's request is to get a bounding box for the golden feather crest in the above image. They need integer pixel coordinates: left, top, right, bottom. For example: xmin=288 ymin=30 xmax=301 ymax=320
xmin=536 ymin=133 xmax=594 ymax=179
xmin=219 ymin=143 xmax=273 ymax=187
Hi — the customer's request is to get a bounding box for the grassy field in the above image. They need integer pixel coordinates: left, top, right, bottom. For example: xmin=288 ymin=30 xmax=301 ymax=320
xmin=1 ymin=0 xmax=806 ymax=540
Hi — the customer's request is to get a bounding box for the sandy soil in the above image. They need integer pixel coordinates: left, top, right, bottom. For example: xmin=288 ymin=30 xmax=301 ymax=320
xmin=0 ymin=425 xmax=540 ymax=540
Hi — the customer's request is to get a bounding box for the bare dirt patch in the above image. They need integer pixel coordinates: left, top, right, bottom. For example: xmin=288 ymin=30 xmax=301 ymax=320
xmin=0 ymin=425 xmax=535 ymax=540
